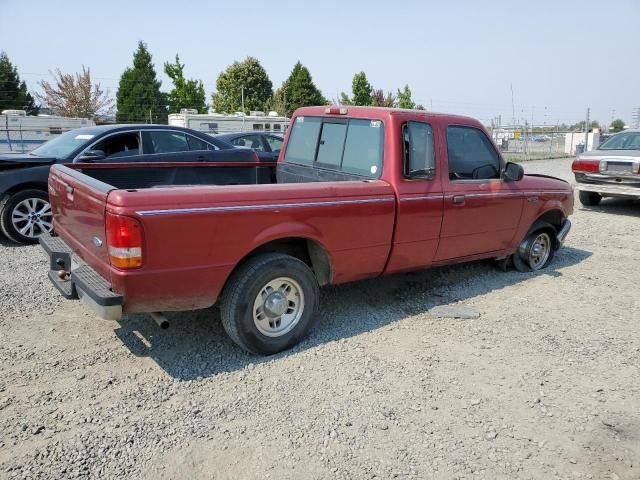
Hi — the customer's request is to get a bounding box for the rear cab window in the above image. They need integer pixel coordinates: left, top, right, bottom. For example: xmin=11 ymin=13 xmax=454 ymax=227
xmin=283 ymin=116 xmax=384 ymax=178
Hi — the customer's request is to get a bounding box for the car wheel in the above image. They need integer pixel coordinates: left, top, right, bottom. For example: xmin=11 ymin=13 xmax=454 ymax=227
xmin=513 ymin=224 xmax=556 ymax=272
xmin=221 ymin=253 xmax=319 ymax=355
xmin=579 ymin=190 xmax=602 ymax=206
xmin=0 ymin=190 xmax=53 ymax=245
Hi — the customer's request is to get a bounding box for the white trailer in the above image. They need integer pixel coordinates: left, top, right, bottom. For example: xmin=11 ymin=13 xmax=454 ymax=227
xmin=0 ymin=110 xmax=95 ymax=153
xmin=168 ymin=109 xmax=289 ymax=135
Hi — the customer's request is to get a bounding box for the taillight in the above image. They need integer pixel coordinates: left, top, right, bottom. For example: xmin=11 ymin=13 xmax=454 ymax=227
xmin=571 ymin=159 xmax=599 ymax=173
xmin=106 ymin=213 xmax=143 ymax=269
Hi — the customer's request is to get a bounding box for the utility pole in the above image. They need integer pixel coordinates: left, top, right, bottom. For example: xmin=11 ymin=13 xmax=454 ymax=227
xmin=241 ymin=86 xmax=245 ymax=131
xmin=149 ymin=109 xmax=152 ymax=124
xmin=584 ymin=107 xmax=590 ymax=151
xmin=510 ymin=83 xmax=515 ymax=126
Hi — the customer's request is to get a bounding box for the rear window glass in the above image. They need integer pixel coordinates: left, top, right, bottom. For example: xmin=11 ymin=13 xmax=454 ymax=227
xmin=283 ymin=116 xmax=321 ymax=164
xmin=283 ymin=116 xmax=384 ymax=177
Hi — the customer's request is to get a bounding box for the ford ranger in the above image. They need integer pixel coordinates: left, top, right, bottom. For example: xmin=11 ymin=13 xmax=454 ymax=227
xmin=40 ymin=107 xmax=573 ymax=355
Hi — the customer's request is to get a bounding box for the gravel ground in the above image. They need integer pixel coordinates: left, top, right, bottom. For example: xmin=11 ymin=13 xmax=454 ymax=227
xmin=0 ymin=157 xmax=638 ymax=480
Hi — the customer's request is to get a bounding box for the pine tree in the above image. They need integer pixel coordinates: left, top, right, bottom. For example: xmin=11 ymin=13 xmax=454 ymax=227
xmin=116 ymin=41 xmax=167 ymax=123
xmin=0 ymin=52 xmax=39 ymax=114
xmin=275 ymin=62 xmax=327 ymax=117
xmin=212 ymin=57 xmax=272 ymax=114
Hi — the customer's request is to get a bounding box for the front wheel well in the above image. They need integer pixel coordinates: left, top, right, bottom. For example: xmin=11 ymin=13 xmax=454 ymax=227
xmin=533 ymin=209 xmax=565 ymax=232
xmin=233 ymin=237 xmax=332 ymax=287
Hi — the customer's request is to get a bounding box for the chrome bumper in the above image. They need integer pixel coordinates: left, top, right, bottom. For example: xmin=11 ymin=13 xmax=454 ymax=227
xmin=556 ymin=219 xmax=571 ymax=247
xmin=576 ymin=183 xmax=640 ymax=199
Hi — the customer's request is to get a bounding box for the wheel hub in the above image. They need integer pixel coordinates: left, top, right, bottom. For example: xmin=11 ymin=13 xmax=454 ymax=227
xmin=263 ymin=292 xmax=288 ymax=317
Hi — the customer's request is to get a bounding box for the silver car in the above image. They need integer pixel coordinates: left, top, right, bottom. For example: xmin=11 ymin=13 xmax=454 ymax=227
xmin=572 ymin=130 xmax=640 ymax=206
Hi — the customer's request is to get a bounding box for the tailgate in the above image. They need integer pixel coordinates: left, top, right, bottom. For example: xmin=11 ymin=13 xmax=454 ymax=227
xmin=48 ymin=164 xmax=114 ymax=280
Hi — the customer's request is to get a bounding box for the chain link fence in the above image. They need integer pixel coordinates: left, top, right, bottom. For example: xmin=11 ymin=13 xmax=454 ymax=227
xmin=490 ymin=126 xmax=580 ymax=161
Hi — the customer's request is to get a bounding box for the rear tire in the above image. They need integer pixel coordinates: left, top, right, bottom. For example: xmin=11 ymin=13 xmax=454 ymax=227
xmin=0 ymin=190 xmax=53 ymax=245
xmin=579 ymin=190 xmax=602 ymax=206
xmin=220 ymin=253 xmax=319 ymax=355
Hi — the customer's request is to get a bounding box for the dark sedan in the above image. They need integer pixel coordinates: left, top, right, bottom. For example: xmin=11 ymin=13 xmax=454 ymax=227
xmin=215 ymin=132 xmax=283 ymax=162
xmin=0 ymin=124 xmax=249 ymax=244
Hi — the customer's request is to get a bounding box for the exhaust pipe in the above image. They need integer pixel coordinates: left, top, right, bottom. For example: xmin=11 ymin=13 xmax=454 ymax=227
xmin=150 ymin=312 xmax=169 ymax=329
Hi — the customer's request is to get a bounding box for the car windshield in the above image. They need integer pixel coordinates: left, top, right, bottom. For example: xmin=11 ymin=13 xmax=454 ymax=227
xmin=30 ymin=129 xmax=97 ymax=158
xmin=598 ymin=132 xmax=640 ymax=150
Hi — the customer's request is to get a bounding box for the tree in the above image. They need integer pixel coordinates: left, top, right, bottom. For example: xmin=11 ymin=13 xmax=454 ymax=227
xmin=396 ymin=84 xmax=415 ymax=109
xmin=0 ymin=52 xmax=39 ymax=114
xmin=116 ymin=41 xmax=167 ymax=123
xmin=35 ymin=66 xmax=113 ymax=119
xmin=164 ymin=55 xmax=207 ymax=114
xmin=338 ymin=92 xmax=352 ymax=106
xmin=570 ymin=120 xmax=601 ymax=131
xmin=371 ymin=88 xmax=396 ymax=107
xmin=212 ymin=57 xmax=272 ymax=114
xmin=273 ymin=61 xmax=327 ymax=117
xmin=351 ymin=72 xmax=372 ymax=106
xmin=610 ymin=119 xmax=625 ymax=133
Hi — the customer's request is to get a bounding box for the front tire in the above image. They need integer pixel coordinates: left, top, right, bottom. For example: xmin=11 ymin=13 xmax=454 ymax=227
xmin=579 ymin=190 xmax=602 ymax=206
xmin=513 ymin=224 xmax=556 ymax=272
xmin=220 ymin=253 xmax=319 ymax=355
xmin=0 ymin=190 xmax=53 ymax=245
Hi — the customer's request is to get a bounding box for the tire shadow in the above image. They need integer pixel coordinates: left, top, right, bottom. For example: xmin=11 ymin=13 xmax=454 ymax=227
xmin=113 ymin=245 xmax=592 ymax=380
xmin=580 ymin=198 xmax=640 ymax=218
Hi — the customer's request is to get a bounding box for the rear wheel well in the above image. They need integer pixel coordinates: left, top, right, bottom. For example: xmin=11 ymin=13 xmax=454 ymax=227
xmin=237 ymin=237 xmax=332 ymax=286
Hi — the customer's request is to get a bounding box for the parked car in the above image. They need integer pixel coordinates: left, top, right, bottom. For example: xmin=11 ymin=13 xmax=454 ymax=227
xmin=0 ymin=124 xmax=258 ymax=244
xmin=40 ymin=106 xmax=573 ymax=355
xmin=571 ymin=129 xmax=640 ymax=206
xmin=215 ymin=132 xmax=283 ymax=161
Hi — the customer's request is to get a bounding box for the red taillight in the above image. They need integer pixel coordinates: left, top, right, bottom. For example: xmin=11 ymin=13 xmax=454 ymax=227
xmin=324 ymin=106 xmax=348 ymax=115
xmin=106 ymin=213 xmax=143 ymax=269
xmin=571 ymin=159 xmax=599 ymax=173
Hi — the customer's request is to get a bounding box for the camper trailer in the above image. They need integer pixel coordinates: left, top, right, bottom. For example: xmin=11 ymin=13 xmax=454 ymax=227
xmin=0 ymin=110 xmax=95 ymax=153
xmin=168 ymin=109 xmax=289 ymax=135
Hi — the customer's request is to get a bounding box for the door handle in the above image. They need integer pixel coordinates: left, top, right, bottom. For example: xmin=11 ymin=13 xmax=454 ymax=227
xmin=452 ymin=195 xmax=465 ymax=204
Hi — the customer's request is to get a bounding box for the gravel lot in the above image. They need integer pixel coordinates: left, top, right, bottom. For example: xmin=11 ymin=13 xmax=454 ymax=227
xmin=0 ymin=157 xmax=638 ymax=480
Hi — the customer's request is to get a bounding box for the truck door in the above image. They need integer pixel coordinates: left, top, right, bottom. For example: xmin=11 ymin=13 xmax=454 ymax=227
xmin=386 ymin=120 xmax=445 ymax=273
xmin=434 ymin=125 xmax=523 ymax=261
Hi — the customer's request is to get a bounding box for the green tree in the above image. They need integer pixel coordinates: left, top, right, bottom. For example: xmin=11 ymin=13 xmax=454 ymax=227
xmin=164 ymin=55 xmax=206 ymax=113
xmin=396 ymin=84 xmax=415 ymax=109
xmin=273 ymin=61 xmax=327 ymax=116
xmin=610 ymin=118 xmax=625 ymax=133
xmin=0 ymin=52 xmax=39 ymax=114
xmin=351 ymin=71 xmax=372 ymax=106
xmin=338 ymin=92 xmax=352 ymax=106
xmin=371 ymin=88 xmax=396 ymax=107
xmin=116 ymin=41 xmax=167 ymax=123
xmin=212 ymin=57 xmax=272 ymax=114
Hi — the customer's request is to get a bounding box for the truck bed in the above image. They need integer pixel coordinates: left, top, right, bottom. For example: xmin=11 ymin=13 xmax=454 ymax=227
xmin=48 ymin=161 xmax=396 ymax=313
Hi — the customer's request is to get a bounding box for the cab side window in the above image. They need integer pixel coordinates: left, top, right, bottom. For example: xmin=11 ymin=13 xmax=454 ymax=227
xmin=446 ymin=126 xmax=500 ymax=180
xmin=403 ymin=121 xmax=435 ymax=178
xmin=148 ymin=131 xmax=189 ymax=154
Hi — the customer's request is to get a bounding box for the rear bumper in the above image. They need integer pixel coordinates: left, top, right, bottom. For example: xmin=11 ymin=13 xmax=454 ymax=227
xmin=39 ymin=232 xmax=123 ymax=320
xmin=576 ymin=183 xmax=640 ymax=199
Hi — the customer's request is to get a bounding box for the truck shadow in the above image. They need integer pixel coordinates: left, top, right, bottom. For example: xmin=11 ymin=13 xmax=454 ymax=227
xmin=113 ymin=246 xmax=592 ymax=380
xmin=580 ymin=198 xmax=640 ymax=218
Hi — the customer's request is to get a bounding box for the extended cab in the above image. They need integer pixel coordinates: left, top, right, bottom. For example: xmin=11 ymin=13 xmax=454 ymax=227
xmin=41 ymin=107 xmax=573 ymax=354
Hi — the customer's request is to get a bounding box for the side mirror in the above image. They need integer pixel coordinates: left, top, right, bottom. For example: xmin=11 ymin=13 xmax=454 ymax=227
xmin=503 ymin=162 xmax=524 ymax=182
xmin=78 ymin=149 xmax=106 ymax=162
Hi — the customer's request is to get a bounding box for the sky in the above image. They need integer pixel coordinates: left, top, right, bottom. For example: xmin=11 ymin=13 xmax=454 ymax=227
xmin=1 ymin=0 xmax=639 ymax=126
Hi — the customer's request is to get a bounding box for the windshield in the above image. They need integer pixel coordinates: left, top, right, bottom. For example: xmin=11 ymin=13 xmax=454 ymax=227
xmin=31 ymin=129 xmax=97 ymax=158
xmin=598 ymin=131 xmax=640 ymax=150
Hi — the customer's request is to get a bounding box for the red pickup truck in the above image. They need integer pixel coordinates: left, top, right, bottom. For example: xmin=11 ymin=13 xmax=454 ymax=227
xmin=41 ymin=107 xmax=573 ymax=354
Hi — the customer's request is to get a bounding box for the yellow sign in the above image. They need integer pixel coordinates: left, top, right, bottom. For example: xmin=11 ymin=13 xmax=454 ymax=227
xmin=514 ymin=129 xmax=521 ymax=139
